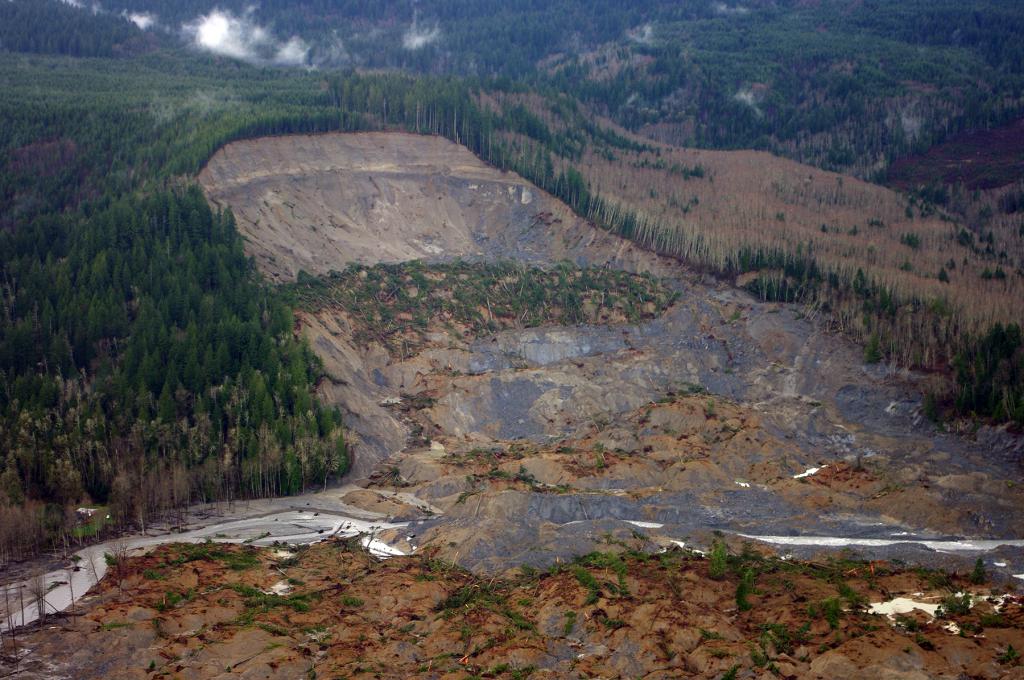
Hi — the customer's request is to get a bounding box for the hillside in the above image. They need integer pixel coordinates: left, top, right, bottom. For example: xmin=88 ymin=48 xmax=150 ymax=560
xmin=195 ymin=132 xmax=1024 ymax=565
xmin=6 ymin=540 xmax=1023 ymax=679
xmin=0 ymin=3 xmax=1021 ymax=676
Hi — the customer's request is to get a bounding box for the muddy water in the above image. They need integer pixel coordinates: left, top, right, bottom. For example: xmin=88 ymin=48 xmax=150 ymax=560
xmin=2 ymin=493 xmax=406 ymax=632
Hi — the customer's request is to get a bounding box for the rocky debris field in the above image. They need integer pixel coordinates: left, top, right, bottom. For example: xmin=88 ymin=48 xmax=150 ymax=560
xmin=10 ymin=130 xmax=1009 ymax=677
xmin=199 ymin=131 xmax=1024 ymax=579
xmin=5 ymin=540 xmax=1024 ymax=679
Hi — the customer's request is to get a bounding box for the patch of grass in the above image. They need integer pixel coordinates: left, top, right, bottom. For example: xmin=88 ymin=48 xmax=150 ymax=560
xmin=436 ymin=583 xmax=498 ymax=612
xmin=563 ymin=611 xmax=577 ymax=636
xmin=71 ymin=506 xmax=110 ymax=539
xmin=501 ymin=607 xmax=536 ymax=631
xmin=598 ymin=616 xmax=626 ymax=630
xmin=980 ymin=612 xmax=1007 ymax=628
xmin=836 ymin=581 xmax=865 ymax=609
xmin=915 ymin=567 xmax=953 ymax=591
xmin=938 ymin=593 xmax=972 ymax=617
xmin=230 ymin=583 xmax=310 ymax=624
xmin=809 ymin=597 xmax=843 ymax=630
xmin=258 ymin=622 xmax=290 ymax=637
xmin=168 ymin=543 xmax=260 ymax=571
xmin=574 ymin=552 xmax=629 ymax=596
xmin=341 ymin=595 xmax=364 ymax=608
xmin=154 ymin=589 xmax=194 ymax=613
xmin=708 ymin=540 xmax=728 ymax=580
xmin=750 ymin=643 xmax=768 ymax=667
xmin=735 ymin=569 xmax=755 ymax=612
xmin=573 ymin=566 xmax=602 ymax=605
xmin=759 ymin=622 xmax=809 ymax=656
xmin=894 ymin=615 xmax=920 ymax=632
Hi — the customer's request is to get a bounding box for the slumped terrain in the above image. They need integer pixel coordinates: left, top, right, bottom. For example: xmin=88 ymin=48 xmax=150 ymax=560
xmin=7 ymin=131 xmax=1020 ymax=678
xmin=199 ymin=132 xmax=1024 ymax=571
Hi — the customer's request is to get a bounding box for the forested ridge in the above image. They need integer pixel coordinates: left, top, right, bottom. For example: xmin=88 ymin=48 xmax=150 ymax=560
xmin=0 ymin=0 xmax=1022 ymax=562
xmin=13 ymin=0 xmax=1022 ymax=178
xmin=0 ymin=55 xmax=360 ymax=563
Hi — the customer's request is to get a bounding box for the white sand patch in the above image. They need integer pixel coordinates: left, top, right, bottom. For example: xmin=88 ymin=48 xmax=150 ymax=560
xmin=869 ymin=597 xmax=940 ymax=618
xmin=740 ymin=534 xmax=1024 ymax=552
xmin=625 ymin=520 xmax=664 ymax=529
xmin=363 ymin=537 xmax=406 ymax=557
xmin=793 ymin=466 xmax=825 ymax=479
xmin=265 ymin=580 xmax=293 ymax=596
xmin=2 ymin=509 xmax=406 ymax=631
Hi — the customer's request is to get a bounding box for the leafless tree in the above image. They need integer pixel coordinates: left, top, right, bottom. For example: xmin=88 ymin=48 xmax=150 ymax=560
xmin=2 ymin=583 xmax=17 ymax=662
xmin=65 ymin=560 xmax=78 ymax=626
xmin=85 ymin=548 xmax=101 ymax=590
xmin=107 ymin=539 xmax=131 ymax=596
xmin=25 ymin=572 xmax=48 ymax=630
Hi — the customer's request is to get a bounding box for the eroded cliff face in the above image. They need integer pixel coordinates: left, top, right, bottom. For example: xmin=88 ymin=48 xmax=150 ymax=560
xmin=199 ymin=132 xmax=666 ymax=283
xmin=200 ymin=132 xmax=1024 ymax=578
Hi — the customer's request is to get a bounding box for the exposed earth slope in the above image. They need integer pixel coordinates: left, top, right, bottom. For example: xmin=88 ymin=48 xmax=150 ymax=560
xmin=6 ymin=131 xmax=1023 ymax=680
xmin=198 ymin=132 xmax=1024 ymax=578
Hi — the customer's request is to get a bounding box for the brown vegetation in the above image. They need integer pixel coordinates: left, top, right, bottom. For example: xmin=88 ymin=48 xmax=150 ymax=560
xmin=478 ymin=91 xmax=1024 ymax=368
xmin=887 ymin=118 xmax=1024 ymax=191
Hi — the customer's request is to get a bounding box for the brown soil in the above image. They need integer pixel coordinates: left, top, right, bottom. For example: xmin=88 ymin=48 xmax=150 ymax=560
xmin=7 ymin=542 xmax=1022 ymax=679
xmin=363 ymin=393 xmax=1024 ymax=551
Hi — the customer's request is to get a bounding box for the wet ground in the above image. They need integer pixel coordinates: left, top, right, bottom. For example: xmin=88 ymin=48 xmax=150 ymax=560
xmin=198 ymin=132 xmax=1024 ymax=583
xmin=2 ymin=130 xmax=1023 ymax=679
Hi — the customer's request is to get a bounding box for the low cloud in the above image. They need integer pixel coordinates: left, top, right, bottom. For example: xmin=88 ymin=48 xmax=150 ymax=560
xmin=309 ymin=31 xmax=350 ymax=67
xmin=713 ymin=2 xmax=750 ymax=16
xmin=733 ymin=86 xmax=763 ymax=116
xmin=59 ymin=0 xmax=102 ymax=13
xmin=402 ymin=16 xmax=440 ymax=50
xmin=125 ymin=11 xmax=156 ymax=30
xmin=274 ymin=36 xmax=309 ymax=66
xmin=627 ymin=24 xmax=654 ymax=45
xmin=182 ymin=8 xmax=309 ymax=65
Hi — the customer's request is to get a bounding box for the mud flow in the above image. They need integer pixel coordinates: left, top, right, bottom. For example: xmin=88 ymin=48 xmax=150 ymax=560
xmin=3 ymin=132 xmax=1023 ymax=680
xmin=198 ymin=132 xmax=1024 ymax=578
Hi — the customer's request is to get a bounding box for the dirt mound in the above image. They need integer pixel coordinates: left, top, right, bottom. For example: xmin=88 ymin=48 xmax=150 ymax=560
xmin=9 ymin=541 xmax=1023 ymax=679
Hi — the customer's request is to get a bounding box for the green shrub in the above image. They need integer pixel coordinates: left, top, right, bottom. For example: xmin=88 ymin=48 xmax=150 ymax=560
xmin=709 ymin=541 xmax=728 ymax=580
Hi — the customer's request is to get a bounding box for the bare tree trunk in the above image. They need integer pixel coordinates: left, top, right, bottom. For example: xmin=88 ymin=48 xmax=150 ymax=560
xmin=26 ymin=572 xmax=47 ymax=631
xmin=3 ymin=583 xmax=17 ymax=661
xmin=65 ymin=566 xmax=76 ymax=627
